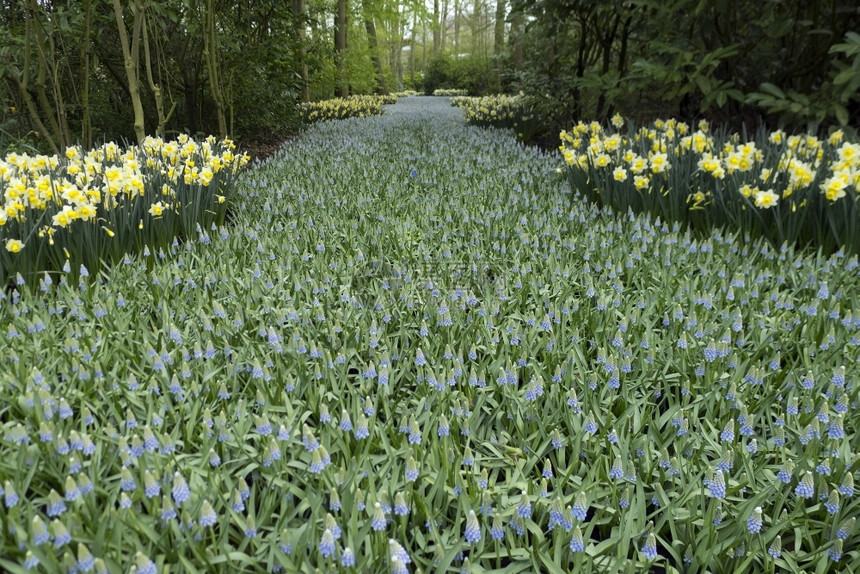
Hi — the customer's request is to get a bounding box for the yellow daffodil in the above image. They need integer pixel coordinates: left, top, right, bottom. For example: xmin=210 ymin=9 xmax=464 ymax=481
xmin=594 ymin=154 xmax=611 ymax=168
xmin=754 ymin=189 xmax=779 ymax=209
xmin=649 ymin=152 xmax=670 ymax=174
xmin=4 ymin=238 xmax=24 ymax=253
xmin=821 ymin=174 xmax=849 ymax=202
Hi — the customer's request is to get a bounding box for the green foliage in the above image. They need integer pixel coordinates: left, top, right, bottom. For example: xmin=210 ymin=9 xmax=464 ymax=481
xmin=423 ymin=54 xmax=499 ymax=96
xmin=631 ymin=43 xmax=745 ymax=112
xmin=343 ymin=23 xmax=381 ymax=95
xmin=0 ymin=106 xmax=44 ymax=156
xmin=1 ymin=0 xmax=307 ymax=150
xmin=511 ymin=0 xmax=860 ymax=141
xmin=746 ymin=32 xmax=860 ymax=134
xmin=308 ymin=55 xmax=339 ymax=102
xmin=423 ymin=54 xmax=455 ymax=95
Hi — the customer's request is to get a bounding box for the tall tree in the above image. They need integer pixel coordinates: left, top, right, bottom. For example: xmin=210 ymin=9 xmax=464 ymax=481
xmin=387 ymin=1 xmax=405 ymax=89
xmin=409 ymin=11 xmax=416 ymax=88
xmin=294 ymin=0 xmax=310 ymax=102
xmin=112 ymin=0 xmax=146 ymax=143
xmin=79 ymin=0 xmax=94 ymax=147
xmin=470 ymin=0 xmax=479 ymax=56
xmin=334 ymin=0 xmax=348 ymax=97
xmin=203 ymin=0 xmax=227 ymax=137
xmin=10 ymin=1 xmax=59 ymax=153
xmin=433 ymin=0 xmax=440 ymax=56
xmin=139 ymin=0 xmax=175 ymax=137
xmin=494 ymin=0 xmax=505 ymax=57
xmin=510 ymin=1 xmax=522 ymax=69
xmin=440 ymin=0 xmax=448 ymax=51
xmin=363 ymin=0 xmax=388 ymax=94
xmin=453 ymin=0 xmax=461 ymax=56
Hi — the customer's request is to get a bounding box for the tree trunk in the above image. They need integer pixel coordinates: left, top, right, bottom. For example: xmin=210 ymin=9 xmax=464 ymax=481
xmin=511 ymin=9 xmax=522 ymax=69
xmin=410 ymin=13 xmax=416 ymax=89
xmin=570 ymin=7 xmax=595 ymax=119
xmin=471 ymin=0 xmax=480 ymax=56
xmin=15 ymin=5 xmax=59 ymax=154
xmin=441 ymin=0 xmax=448 ymax=51
xmin=203 ymin=0 xmax=228 ymax=137
xmin=25 ymin=0 xmax=68 ymax=149
xmin=80 ymin=0 xmax=93 ymax=147
xmin=365 ymin=18 xmax=388 ymax=94
xmin=595 ymin=12 xmax=620 ymax=119
xmin=396 ymin=9 xmax=404 ymax=88
xmin=362 ymin=1 xmax=387 ymax=95
xmin=454 ymin=0 xmax=460 ymax=56
xmin=433 ymin=0 xmax=440 ymax=56
xmin=294 ymin=0 xmax=310 ymax=102
xmin=182 ymin=66 xmax=199 ymax=134
xmin=112 ymin=0 xmax=146 ymax=143
xmin=334 ymin=0 xmax=348 ymax=97
xmin=494 ymin=0 xmax=505 ymax=57
xmin=41 ymin=24 xmax=72 ymax=147
xmin=387 ymin=7 xmax=404 ymax=91
xmin=139 ymin=0 xmax=174 ymax=137
xmin=33 ymin=29 xmax=66 ymax=149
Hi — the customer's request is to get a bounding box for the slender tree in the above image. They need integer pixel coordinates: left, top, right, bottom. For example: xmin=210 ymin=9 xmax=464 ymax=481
xmin=440 ymin=0 xmax=448 ymax=51
xmin=79 ymin=0 xmax=94 ymax=147
xmin=202 ymin=0 xmax=227 ymax=137
xmin=510 ymin=1 xmax=523 ymax=69
xmin=112 ymin=0 xmax=146 ymax=143
xmin=409 ymin=11 xmax=416 ymax=88
xmin=433 ymin=0 xmax=440 ymax=56
xmin=363 ymin=1 xmax=388 ymax=94
xmin=334 ymin=0 xmax=348 ymax=97
xmin=139 ymin=0 xmax=175 ymax=137
xmin=494 ymin=0 xmax=505 ymax=57
xmin=294 ymin=0 xmax=310 ymax=102
xmin=11 ymin=1 xmax=59 ymax=153
xmin=453 ymin=0 xmax=461 ymax=56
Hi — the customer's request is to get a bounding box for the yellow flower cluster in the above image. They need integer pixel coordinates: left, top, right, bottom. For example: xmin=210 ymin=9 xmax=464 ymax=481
xmin=0 ymin=135 xmax=248 ymax=253
xmin=560 ymin=119 xmax=860 ymax=209
xmin=299 ymin=95 xmax=392 ymax=123
xmin=451 ymin=94 xmax=534 ymax=125
xmin=434 ymin=89 xmax=469 ymax=97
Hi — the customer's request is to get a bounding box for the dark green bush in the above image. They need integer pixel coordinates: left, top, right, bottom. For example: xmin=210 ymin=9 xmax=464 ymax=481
xmin=423 ymin=54 xmax=499 ymax=96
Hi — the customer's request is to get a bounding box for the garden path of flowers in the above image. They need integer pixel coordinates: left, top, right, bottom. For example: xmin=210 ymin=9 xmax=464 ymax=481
xmin=1 ymin=97 xmax=858 ymax=573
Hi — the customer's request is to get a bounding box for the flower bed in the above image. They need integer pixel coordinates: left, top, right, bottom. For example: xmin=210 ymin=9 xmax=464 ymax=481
xmin=298 ymin=95 xmax=398 ymax=124
xmin=561 ymin=117 xmax=860 ymax=254
xmin=0 ymin=97 xmax=857 ymax=573
xmin=0 ymin=136 xmax=248 ymax=285
xmin=451 ymin=93 xmax=544 ymax=142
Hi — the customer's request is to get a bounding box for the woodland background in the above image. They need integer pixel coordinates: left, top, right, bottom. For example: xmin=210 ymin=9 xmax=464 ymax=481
xmin=1 ymin=0 xmax=858 ymax=155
